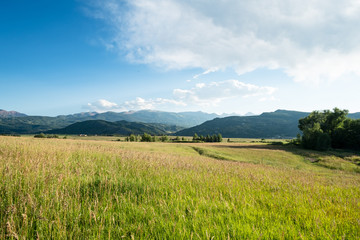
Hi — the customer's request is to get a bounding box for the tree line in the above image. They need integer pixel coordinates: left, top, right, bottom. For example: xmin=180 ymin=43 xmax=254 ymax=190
xmin=124 ymin=133 xmax=223 ymax=143
xmin=192 ymin=133 xmax=222 ymax=142
xmin=125 ymin=133 xmax=185 ymax=142
xmin=298 ymin=108 xmax=360 ymax=151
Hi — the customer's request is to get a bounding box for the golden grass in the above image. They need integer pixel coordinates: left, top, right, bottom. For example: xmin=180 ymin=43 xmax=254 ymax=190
xmin=0 ymin=136 xmax=359 ymax=239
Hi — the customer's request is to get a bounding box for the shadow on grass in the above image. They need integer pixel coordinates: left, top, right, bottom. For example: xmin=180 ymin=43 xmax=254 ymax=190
xmin=215 ymin=143 xmax=359 ymax=158
xmin=205 ymin=143 xmax=360 ymax=172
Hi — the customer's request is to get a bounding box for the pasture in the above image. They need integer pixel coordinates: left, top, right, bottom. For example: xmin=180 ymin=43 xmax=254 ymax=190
xmin=0 ymin=136 xmax=359 ymax=239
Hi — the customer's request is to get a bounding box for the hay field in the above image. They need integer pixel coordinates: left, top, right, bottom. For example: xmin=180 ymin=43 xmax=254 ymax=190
xmin=1 ymin=136 xmax=359 ymax=239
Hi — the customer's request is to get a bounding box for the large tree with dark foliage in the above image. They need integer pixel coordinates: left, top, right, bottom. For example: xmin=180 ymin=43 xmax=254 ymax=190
xmin=298 ymin=108 xmax=360 ymax=150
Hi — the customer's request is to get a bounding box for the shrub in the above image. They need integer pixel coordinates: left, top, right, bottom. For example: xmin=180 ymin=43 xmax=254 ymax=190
xmin=34 ymin=133 xmax=46 ymax=138
xmin=141 ymin=133 xmax=153 ymax=142
xmin=34 ymin=133 xmax=59 ymax=139
xmin=160 ymin=135 xmax=169 ymax=142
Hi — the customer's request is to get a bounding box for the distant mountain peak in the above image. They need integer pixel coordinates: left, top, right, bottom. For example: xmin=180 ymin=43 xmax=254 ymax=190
xmin=0 ymin=109 xmax=27 ymax=118
xmin=244 ymin=112 xmax=256 ymax=116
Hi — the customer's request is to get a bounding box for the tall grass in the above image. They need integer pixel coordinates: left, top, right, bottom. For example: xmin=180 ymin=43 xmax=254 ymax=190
xmin=0 ymin=136 xmax=359 ymax=239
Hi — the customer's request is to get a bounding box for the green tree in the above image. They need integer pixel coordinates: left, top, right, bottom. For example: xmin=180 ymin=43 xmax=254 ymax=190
xmin=217 ymin=133 xmax=223 ymax=142
xmin=129 ymin=134 xmax=136 ymax=142
xmin=299 ymin=108 xmax=351 ymax=150
xmin=321 ymin=108 xmax=348 ymax=137
xmin=160 ymin=135 xmax=168 ymax=142
xmin=333 ymin=119 xmax=360 ymax=150
xmin=141 ymin=133 xmax=152 ymax=142
xmin=34 ymin=133 xmax=46 ymax=138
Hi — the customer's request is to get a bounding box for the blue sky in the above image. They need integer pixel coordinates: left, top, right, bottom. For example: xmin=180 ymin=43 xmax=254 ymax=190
xmin=1 ymin=0 xmax=360 ymax=116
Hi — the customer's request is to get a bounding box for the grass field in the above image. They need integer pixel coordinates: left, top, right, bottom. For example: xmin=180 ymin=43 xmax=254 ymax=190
xmin=1 ymin=136 xmax=359 ymax=239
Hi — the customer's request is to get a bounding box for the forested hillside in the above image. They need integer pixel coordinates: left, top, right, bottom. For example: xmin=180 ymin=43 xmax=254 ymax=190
xmin=0 ymin=110 xmax=216 ymax=134
xmin=176 ymin=110 xmax=310 ymax=138
xmin=46 ymin=120 xmax=174 ymax=136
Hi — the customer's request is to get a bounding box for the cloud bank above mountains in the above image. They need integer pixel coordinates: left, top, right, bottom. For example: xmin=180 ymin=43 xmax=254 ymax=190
xmin=90 ymin=0 xmax=360 ymax=84
xmin=86 ymin=80 xmax=276 ymax=112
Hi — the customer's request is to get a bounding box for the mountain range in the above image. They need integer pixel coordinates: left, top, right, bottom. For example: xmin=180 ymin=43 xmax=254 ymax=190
xmin=175 ymin=110 xmax=308 ymax=138
xmin=176 ymin=110 xmax=360 ymax=138
xmin=0 ymin=110 xmax=219 ymax=134
xmin=46 ymin=120 xmax=173 ymax=136
xmin=1 ymin=109 xmax=360 ymax=138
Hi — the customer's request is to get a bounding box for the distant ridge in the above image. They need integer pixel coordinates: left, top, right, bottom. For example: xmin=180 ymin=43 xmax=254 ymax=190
xmin=54 ymin=110 xmax=220 ymax=128
xmin=46 ymin=120 xmax=173 ymax=136
xmin=349 ymin=112 xmax=360 ymax=119
xmin=0 ymin=109 xmax=27 ymax=118
xmin=176 ymin=109 xmax=360 ymax=138
xmin=0 ymin=110 xmax=217 ymax=134
xmin=1 ymin=109 xmax=360 ymax=136
xmin=175 ymin=110 xmax=310 ymax=138
xmin=244 ymin=112 xmax=256 ymax=116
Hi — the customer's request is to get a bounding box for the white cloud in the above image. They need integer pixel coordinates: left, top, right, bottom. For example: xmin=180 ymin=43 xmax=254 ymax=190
xmin=90 ymin=0 xmax=360 ymax=83
xmin=193 ymin=67 xmax=220 ymax=79
xmin=86 ymin=99 xmax=121 ymax=112
xmin=85 ymin=97 xmax=185 ymax=112
xmin=123 ymin=97 xmax=154 ymax=110
xmin=173 ymin=80 xmax=276 ymax=106
xmin=123 ymin=97 xmax=185 ymax=110
xmin=84 ymin=80 xmax=275 ymax=112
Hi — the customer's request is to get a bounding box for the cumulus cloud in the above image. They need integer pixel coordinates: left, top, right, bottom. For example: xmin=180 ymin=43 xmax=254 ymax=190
xmin=123 ymin=97 xmax=185 ymax=110
xmin=85 ymin=97 xmax=185 ymax=112
xmin=85 ymin=80 xmax=275 ymax=112
xmin=86 ymin=99 xmax=121 ymax=112
xmin=173 ymin=80 xmax=276 ymax=106
xmin=89 ymin=0 xmax=360 ymax=83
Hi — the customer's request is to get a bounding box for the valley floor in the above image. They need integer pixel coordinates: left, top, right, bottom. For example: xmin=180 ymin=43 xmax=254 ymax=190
xmin=0 ymin=136 xmax=359 ymax=239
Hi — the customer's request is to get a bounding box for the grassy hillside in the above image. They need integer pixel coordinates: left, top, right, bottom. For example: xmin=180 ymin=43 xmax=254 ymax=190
xmin=0 ymin=136 xmax=359 ymax=239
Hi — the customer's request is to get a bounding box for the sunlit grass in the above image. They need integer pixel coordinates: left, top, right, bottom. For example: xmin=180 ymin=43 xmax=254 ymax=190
xmin=1 ymin=136 xmax=359 ymax=239
xmin=189 ymin=142 xmax=360 ymax=174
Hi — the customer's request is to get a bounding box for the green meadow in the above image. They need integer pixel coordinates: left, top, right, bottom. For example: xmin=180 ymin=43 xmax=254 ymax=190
xmin=0 ymin=136 xmax=359 ymax=239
